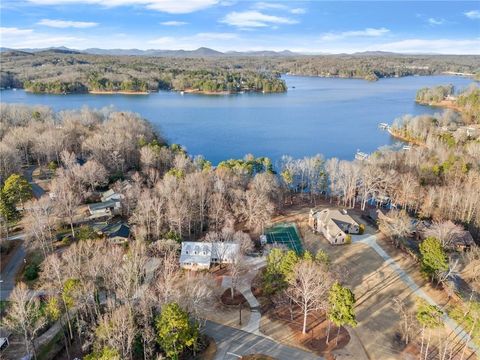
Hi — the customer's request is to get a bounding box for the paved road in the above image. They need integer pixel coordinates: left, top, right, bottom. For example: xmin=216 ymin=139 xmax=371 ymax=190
xmin=0 ymin=243 xmax=26 ymax=300
xmin=354 ymin=234 xmax=479 ymax=355
xmin=203 ymin=321 xmax=323 ymax=360
xmin=0 ymin=167 xmax=45 ymax=300
xmin=24 ymin=166 xmax=46 ymax=199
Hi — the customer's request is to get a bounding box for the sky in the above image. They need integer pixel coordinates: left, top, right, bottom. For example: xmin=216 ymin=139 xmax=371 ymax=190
xmin=0 ymin=0 xmax=479 ymax=54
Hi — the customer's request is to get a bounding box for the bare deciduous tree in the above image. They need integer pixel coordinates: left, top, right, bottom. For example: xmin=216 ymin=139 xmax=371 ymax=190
xmin=286 ymin=259 xmax=332 ymax=334
xmin=4 ymin=283 xmax=46 ymax=359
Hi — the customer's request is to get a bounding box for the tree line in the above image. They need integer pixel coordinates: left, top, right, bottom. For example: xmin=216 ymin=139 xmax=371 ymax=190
xmin=416 ymin=83 xmax=480 ymax=123
xmin=1 ymin=51 xmax=479 ymax=93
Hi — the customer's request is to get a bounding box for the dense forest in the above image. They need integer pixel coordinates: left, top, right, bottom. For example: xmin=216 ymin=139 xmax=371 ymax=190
xmin=1 ymin=101 xmax=480 ymax=358
xmin=1 ymin=50 xmax=479 ymax=94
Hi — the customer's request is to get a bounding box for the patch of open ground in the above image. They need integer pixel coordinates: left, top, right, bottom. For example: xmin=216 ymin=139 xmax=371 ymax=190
xmin=201 ymin=299 xmax=251 ymax=331
xmin=221 ymin=289 xmax=248 ymax=306
xmin=260 ymin=305 xmax=350 ymax=355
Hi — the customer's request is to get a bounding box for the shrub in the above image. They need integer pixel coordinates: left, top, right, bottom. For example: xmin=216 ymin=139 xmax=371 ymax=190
xmin=165 ymin=230 xmax=182 ymax=243
xmin=62 ymin=236 xmax=72 ymax=246
xmin=76 ymin=225 xmax=100 ymax=241
xmin=47 ymin=161 xmax=58 ymax=172
xmin=24 ymin=263 xmax=39 ymax=281
xmin=345 ymin=235 xmax=352 ymax=244
xmin=359 ymin=223 xmax=365 ymax=235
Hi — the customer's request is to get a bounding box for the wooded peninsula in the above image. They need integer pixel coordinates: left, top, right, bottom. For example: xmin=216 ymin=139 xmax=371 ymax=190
xmin=1 ymin=49 xmax=479 ymax=94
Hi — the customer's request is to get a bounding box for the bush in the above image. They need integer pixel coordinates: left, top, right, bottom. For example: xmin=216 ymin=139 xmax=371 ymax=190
xmin=47 ymin=161 xmax=58 ymax=172
xmin=61 ymin=236 xmax=72 ymax=246
xmin=24 ymin=263 xmax=39 ymax=281
xmin=359 ymin=223 xmax=365 ymax=235
xmin=76 ymin=225 xmax=99 ymax=241
xmin=165 ymin=230 xmax=182 ymax=243
xmin=345 ymin=235 xmax=352 ymax=244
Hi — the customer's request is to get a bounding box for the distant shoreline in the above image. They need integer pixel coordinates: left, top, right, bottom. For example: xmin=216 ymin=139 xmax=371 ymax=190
xmin=89 ymin=90 xmax=150 ymax=95
xmin=416 ymin=99 xmax=462 ymax=112
xmin=387 ymin=128 xmax=426 ymax=146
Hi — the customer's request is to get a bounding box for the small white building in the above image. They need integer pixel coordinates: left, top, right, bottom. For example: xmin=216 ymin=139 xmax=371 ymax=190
xmin=180 ymin=241 xmax=240 ymax=270
xmin=309 ymin=209 xmax=360 ymax=245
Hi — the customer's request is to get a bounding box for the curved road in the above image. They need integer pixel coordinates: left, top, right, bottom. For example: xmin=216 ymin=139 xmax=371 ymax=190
xmin=1 ymin=166 xmax=45 ymax=300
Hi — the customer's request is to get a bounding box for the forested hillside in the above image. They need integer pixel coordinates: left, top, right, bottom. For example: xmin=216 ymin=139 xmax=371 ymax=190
xmin=1 ymin=51 xmax=478 ymax=94
xmin=416 ymin=84 xmax=480 ymax=123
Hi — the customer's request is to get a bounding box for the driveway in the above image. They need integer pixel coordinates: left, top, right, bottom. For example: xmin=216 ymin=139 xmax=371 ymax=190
xmin=0 ymin=243 xmax=26 ymax=300
xmin=221 ymin=256 xmax=265 ymax=335
xmin=24 ymin=166 xmax=45 ymax=199
xmin=353 ymin=234 xmax=479 ymax=355
xmin=203 ymin=321 xmax=323 ymax=360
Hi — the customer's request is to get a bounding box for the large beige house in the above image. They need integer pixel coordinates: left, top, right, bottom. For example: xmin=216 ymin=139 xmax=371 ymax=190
xmin=309 ymin=209 xmax=359 ymax=245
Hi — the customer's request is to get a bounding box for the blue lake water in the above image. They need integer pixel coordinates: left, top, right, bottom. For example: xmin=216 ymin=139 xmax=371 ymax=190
xmin=0 ymin=75 xmax=475 ymax=164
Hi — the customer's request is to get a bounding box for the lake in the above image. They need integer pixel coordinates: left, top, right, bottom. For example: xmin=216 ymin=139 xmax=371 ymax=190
xmin=0 ymin=75 xmax=475 ymax=165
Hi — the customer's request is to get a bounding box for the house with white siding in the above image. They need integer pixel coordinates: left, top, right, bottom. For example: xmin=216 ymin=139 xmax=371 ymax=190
xmin=180 ymin=241 xmax=239 ymax=270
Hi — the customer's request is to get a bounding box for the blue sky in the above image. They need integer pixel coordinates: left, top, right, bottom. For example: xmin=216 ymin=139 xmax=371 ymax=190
xmin=1 ymin=1 xmax=479 ymax=53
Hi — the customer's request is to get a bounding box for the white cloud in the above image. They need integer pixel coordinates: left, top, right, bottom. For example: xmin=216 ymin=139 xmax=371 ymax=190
xmin=0 ymin=27 xmax=34 ymax=36
xmin=253 ymin=2 xmax=288 ymax=10
xmin=320 ymin=27 xmax=390 ymax=41
xmin=37 ymin=19 xmax=98 ymax=28
xmin=160 ymin=21 xmax=188 ymax=26
xmin=370 ymin=38 xmax=480 ymax=54
xmin=291 ymin=8 xmax=306 ymax=15
xmin=148 ymin=32 xmax=238 ymax=48
xmin=464 ymin=10 xmax=480 ymax=19
xmin=0 ymin=27 xmax=85 ymax=48
xmin=427 ymin=17 xmax=445 ymax=26
xmin=27 ymin=0 xmax=219 ymax=14
xmin=220 ymin=10 xmax=297 ymax=28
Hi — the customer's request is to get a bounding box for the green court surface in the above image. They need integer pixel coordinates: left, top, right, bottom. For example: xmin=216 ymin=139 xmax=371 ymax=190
xmin=265 ymin=222 xmax=303 ymax=254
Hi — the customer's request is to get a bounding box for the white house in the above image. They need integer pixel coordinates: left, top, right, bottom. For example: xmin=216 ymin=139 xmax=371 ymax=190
xmin=309 ymin=209 xmax=360 ymax=245
xmin=180 ymin=241 xmax=240 ymax=270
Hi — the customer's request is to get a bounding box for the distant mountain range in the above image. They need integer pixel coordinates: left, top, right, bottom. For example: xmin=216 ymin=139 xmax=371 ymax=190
xmin=0 ymin=46 xmax=420 ymax=57
xmin=0 ymin=46 xmax=304 ymax=57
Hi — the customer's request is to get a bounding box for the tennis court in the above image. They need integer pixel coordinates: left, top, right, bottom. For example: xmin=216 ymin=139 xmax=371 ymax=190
xmin=265 ymin=222 xmax=303 ymax=254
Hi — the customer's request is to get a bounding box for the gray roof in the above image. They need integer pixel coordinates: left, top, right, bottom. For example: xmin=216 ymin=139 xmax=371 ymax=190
xmin=313 ymin=209 xmax=358 ymax=237
xmin=180 ymin=241 xmax=212 ymax=266
xmin=180 ymin=241 xmax=240 ymax=266
xmin=88 ymin=199 xmax=118 ymax=212
xmin=92 ymin=221 xmax=130 ymax=239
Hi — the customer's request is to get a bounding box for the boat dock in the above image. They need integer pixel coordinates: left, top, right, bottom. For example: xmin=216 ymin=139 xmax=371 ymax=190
xmin=355 ymin=150 xmax=369 ymax=161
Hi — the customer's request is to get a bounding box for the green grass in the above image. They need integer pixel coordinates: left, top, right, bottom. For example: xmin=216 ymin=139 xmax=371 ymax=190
xmin=265 ymin=222 xmax=303 ymax=254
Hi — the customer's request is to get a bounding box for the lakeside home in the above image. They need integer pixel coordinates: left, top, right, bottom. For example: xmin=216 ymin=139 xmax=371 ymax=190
xmin=309 ymin=209 xmax=360 ymax=245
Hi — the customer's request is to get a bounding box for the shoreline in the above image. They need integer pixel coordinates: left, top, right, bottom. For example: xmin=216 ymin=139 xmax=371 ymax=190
xmin=387 ymin=128 xmax=427 ymax=147
xmin=182 ymin=89 xmax=234 ymax=95
xmin=89 ymin=90 xmax=150 ymax=95
xmin=416 ymin=99 xmax=462 ymax=112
